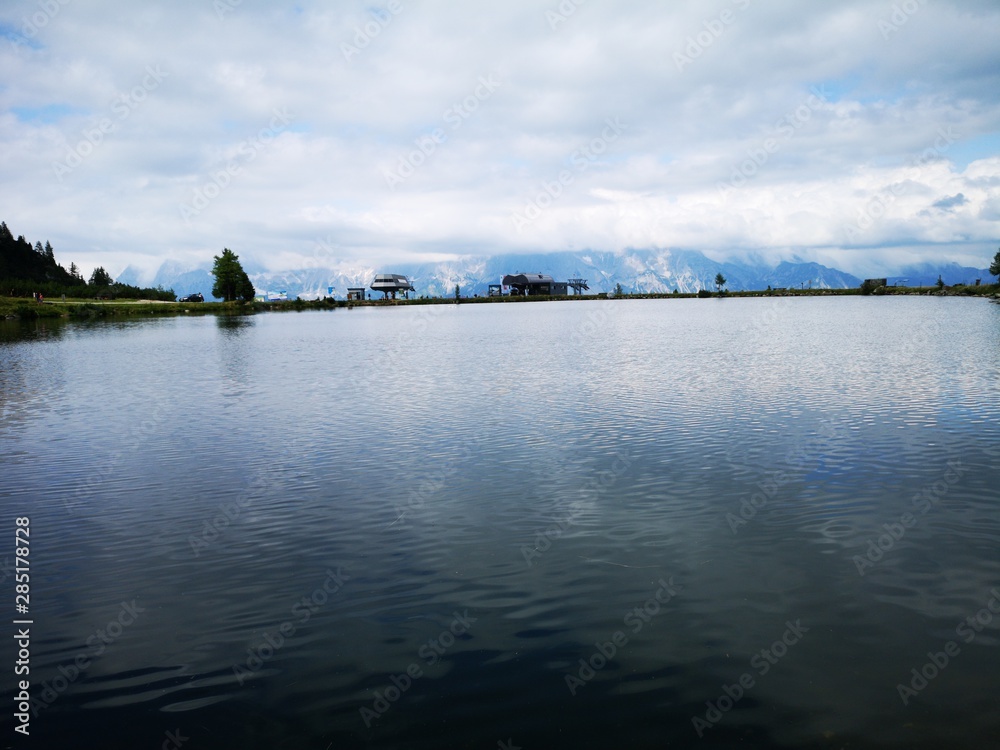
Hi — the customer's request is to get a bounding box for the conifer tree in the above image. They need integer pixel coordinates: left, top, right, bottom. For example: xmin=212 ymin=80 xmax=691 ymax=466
xmin=89 ymin=266 xmax=113 ymax=287
xmin=211 ymin=248 xmax=255 ymax=302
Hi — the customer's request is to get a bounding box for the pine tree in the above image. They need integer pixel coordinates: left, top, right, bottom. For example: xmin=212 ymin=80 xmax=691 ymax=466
xmin=44 ymin=241 xmax=54 ymax=261
xmin=211 ymin=248 xmax=255 ymax=302
xmin=89 ymin=267 xmax=113 ymax=287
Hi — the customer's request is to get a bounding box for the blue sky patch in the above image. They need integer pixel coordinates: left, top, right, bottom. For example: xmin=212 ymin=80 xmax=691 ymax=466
xmin=945 ymin=133 xmax=1000 ymax=171
xmin=11 ymin=103 xmax=82 ymax=124
xmin=0 ymin=22 xmax=42 ymax=49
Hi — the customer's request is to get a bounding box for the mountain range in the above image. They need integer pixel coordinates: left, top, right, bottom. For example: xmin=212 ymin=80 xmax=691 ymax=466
xmin=116 ymin=249 xmax=992 ymax=301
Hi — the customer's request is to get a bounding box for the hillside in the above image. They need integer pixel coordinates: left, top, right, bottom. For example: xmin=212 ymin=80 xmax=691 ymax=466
xmin=0 ymin=221 xmax=82 ymax=290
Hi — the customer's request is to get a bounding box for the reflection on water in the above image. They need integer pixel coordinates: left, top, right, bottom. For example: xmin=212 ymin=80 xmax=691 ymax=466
xmin=1 ymin=298 xmax=999 ymax=749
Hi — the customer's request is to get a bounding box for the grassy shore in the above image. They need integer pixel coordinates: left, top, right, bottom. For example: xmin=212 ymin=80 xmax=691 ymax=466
xmin=3 ymin=283 xmax=998 ymax=321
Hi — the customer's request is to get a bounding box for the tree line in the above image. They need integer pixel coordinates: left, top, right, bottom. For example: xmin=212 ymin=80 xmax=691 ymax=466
xmin=0 ymin=220 xmax=174 ymax=301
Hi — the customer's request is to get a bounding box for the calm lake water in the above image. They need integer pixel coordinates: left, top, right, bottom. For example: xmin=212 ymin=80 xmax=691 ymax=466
xmin=1 ymin=297 xmax=999 ymax=749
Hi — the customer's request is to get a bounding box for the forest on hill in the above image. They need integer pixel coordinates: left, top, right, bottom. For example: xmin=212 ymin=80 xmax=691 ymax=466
xmin=0 ymin=220 xmax=174 ymax=301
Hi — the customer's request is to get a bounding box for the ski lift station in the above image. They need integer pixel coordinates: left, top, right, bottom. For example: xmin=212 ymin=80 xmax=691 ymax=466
xmin=500 ymin=274 xmax=589 ymax=296
xmin=370 ymin=274 xmax=414 ymax=300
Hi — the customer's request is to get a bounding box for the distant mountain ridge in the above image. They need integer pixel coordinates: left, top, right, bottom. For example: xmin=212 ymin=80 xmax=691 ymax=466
xmin=118 ymin=249 xmax=992 ymax=301
xmin=887 ymin=262 xmax=992 ymax=288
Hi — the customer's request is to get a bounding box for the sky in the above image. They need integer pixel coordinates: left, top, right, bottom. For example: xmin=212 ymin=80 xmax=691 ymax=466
xmin=1 ymin=0 xmax=999 ymax=281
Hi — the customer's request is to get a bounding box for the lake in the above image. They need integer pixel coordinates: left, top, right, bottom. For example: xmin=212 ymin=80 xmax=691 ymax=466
xmin=1 ymin=296 xmax=999 ymax=749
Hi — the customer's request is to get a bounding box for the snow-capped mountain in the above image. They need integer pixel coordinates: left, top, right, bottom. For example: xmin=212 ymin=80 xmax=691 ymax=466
xmin=126 ymin=248 xmax=866 ymax=300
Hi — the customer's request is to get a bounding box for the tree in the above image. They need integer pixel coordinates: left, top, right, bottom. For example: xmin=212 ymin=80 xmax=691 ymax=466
xmin=89 ymin=266 xmax=113 ymax=287
xmin=211 ymin=248 xmax=255 ymax=302
xmin=936 ymin=275 xmax=944 ymax=290
xmin=43 ymin=241 xmax=54 ymax=261
xmin=860 ymin=278 xmax=887 ymax=295
xmin=990 ymin=248 xmax=1000 ymax=282
xmin=614 ymin=282 xmax=623 ymax=297
xmin=715 ymin=273 xmax=727 ymax=294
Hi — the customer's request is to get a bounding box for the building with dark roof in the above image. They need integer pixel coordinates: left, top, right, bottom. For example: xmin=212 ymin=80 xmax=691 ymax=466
xmin=371 ymin=273 xmax=414 ymax=300
xmin=502 ymin=273 xmax=567 ymax=296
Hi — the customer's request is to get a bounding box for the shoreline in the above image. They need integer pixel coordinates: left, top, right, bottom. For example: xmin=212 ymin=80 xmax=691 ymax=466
xmin=3 ymin=285 xmax=998 ymax=321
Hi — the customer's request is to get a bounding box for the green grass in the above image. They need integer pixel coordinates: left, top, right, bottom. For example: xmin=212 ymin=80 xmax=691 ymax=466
xmin=0 ymin=297 xmax=250 ymax=320
xmin=2 ymin=283 xmax=998 ymax=322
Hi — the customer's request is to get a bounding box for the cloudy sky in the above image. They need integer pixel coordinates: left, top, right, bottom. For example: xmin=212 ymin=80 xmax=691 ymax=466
xmin=2 ymin=0 xmax=999 ymax=280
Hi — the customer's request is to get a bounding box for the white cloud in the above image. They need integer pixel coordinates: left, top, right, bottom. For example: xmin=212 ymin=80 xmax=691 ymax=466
xmin=1 ymin=0 xmax=998 ymax=279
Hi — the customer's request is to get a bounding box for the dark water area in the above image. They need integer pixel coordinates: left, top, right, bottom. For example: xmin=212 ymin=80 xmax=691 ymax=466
xmin=1 ymin=297 xmax=998 ymax=749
